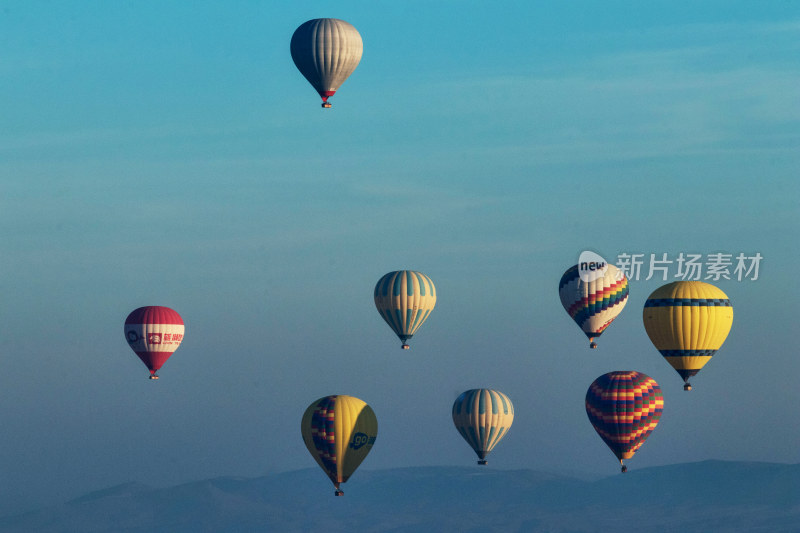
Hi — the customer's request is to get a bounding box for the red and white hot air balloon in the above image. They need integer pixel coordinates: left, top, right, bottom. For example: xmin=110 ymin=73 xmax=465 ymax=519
xmin=124 ymin=306 xmax=185 ymax=379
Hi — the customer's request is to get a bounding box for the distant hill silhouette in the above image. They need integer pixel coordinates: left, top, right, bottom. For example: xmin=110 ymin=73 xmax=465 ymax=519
xmin=0 ymin=460 xmax=797 ymax=533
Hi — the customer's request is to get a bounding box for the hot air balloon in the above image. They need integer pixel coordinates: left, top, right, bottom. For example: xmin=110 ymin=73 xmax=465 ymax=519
xmin=452 ymin=389 xmax=514 ymax=465
xmin=559 ymin=263 xmax=629 ymax=348
xmin=585 ymin=371 xmax=663 ymax=473
xmin=124 ymin=306 xmax=184 ymax=379
xmin=301 ymin=395 xmax=378 ymax=496
xmin=374 ymin=270 xmax=436 ymax=349
xmin=290 ymin=18 xmax=363 ymax=108
xmin=643 ymin=280 xmax=733 ymax=391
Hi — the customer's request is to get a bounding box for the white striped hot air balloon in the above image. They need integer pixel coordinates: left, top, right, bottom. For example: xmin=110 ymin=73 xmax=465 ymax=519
xmin=452 ymin=389 xmax=514 ymax=465
xmin=374 ymin=271 xmax=436 ymax=349
xmin=290 ymin=18 xmax=363 ymax=108
xmin=558 ymin=263 xmax=629 ymax=349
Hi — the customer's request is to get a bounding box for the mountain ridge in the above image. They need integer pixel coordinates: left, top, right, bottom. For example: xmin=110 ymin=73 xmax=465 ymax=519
xmin=1 ymin=460 xmax=797 ymax=533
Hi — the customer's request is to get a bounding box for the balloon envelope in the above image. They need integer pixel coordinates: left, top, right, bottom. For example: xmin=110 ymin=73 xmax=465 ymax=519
xmin=452 ymin=389 xmax=514 ymax=464
xmin=290 ymin=18 xmax=363 ymax=107
xmin=585 ymin=371 xmax=663 ymax=471
xmin=374 ymin=270 xmax=436 ymax=349
xmin=301 ymin=395 xmax=377 ymax=495
xmin=642 ymin=281 xmax=733 ymax=390
xmin=559 ymin=264 xmax=629 ymax=348
xmin=124 ymin=306 xmax=184 ymax=379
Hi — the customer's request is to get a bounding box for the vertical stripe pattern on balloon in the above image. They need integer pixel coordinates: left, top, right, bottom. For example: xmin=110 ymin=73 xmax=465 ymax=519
xmin=643 ymin=281 xmax=733 ymax=384
xmin=374 ymin=271 xmax=436 ymax=344
xmin=452 ymin=389 xmax=514 ymax=461
xmin=290 ymin=18 xmax=363 ymax=100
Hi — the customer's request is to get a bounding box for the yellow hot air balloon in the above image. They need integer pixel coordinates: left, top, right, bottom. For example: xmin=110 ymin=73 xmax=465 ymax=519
xmin=643 ymin=281 xmax=733 ymax=391
xmin=374 ymin=271 xmax=436 ymax=349
xmin=301 ymin=395 xmax=378 ymax=496
xmin=452 ymin=389 xmax=514 ymax=465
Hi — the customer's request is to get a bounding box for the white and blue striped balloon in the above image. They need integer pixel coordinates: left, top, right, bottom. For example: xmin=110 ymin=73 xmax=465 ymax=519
xmin=374 ymin=271 xmax=436 ymax=349
xmin=452 ymin=389 xmax=514 ymax=464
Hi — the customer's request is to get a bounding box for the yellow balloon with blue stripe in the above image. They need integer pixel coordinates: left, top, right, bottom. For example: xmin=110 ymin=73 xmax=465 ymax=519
xmin=452 ymin=389 xmax=514 ymax=465
xmin=374 ymin=270 xmax=436 ymax=349
xmin=643 ymin=281 xmax=733 ymax=391
xmin=301 ymin=395 xmax=378 ymax=496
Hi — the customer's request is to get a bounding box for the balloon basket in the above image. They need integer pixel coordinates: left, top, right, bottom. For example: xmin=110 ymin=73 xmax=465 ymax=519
xmin=149 ymin=375 xmax=159 ymax=380
xmin=477 ymin=460 xmax=487 ymax=466
xmin=334 ymin=490 xmax=343 ymax=496
xmin=322 ymin=102 xmax=332 ymax=108
xmin=684 ymin=383 xmax=692 ymax=391
xmin=401 ymin=344 xmax=410 ymax=350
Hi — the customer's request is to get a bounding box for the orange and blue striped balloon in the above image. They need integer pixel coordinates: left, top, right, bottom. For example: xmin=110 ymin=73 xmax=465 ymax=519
xmin=585 ymin=371 xmax=663 ymax=473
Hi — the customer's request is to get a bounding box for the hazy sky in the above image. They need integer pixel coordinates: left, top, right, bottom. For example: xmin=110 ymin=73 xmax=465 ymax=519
xmin=1 ymin=1 xmax=798 ymax=514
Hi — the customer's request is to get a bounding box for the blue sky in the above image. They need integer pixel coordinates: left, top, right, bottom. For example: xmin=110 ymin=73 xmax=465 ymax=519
xmin=0 ymin=1 xmax=798 ymax=513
